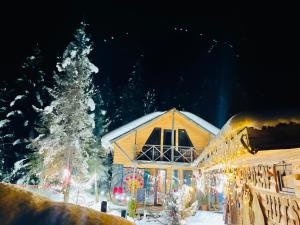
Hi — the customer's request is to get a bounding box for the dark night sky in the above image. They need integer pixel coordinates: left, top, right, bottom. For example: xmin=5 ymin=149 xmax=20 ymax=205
xmin=1 ymin=1 xmax=299 ymax=127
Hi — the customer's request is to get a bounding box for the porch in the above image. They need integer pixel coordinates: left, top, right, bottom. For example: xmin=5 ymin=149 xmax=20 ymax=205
xmin=135 ymin=144 xmax=199 ymax=163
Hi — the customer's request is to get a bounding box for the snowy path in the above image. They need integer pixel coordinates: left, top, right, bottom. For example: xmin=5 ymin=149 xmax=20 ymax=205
xmin=132 ymin=211 xmax=224 ymax=225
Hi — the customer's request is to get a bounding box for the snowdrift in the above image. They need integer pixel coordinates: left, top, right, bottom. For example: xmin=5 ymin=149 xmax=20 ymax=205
xmin=0 ymin=183 xmax=134 ymax=225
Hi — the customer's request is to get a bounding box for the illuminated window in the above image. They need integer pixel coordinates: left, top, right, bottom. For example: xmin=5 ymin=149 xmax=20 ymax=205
xmin=183 ymin=170 xmax=193 ymax=186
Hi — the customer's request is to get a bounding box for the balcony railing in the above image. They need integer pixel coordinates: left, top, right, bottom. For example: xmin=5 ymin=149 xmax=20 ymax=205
xmin=135 ymin=144 xmax=198 ymax=163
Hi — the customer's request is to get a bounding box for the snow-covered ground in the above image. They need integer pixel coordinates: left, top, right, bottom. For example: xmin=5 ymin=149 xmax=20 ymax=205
xmin=20 ymin=185 xmax=224 ymax=225
xmin=126 ymin=211 xmax=224 ymax=225
xmin=186 ymin=211 xmax=224 ymax=225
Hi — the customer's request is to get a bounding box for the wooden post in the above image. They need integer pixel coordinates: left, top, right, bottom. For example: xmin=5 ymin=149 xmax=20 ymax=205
xmin=170 ymin=109 xmax=175 ymax=193
xmin=115 ymin=142 xmax=134 ymax=164
xmin=132 ymin=167 xmax=137 ymax=198
xmin=152 ymin=146 xmax=155 ymax=161
xmin=160 ymin=129 xmax=164 ymax=161
xmin=134 ymin=130 xmax=137 ymax=160
xmin=171 ymin=109 xmax=175 ymax=162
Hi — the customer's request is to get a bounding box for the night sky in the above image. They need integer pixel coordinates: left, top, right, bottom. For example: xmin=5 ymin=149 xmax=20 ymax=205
xmin=1 ymin=1 xmax=299 ymax=127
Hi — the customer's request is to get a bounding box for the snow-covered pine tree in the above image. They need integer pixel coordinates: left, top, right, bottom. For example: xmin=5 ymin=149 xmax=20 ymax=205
xmin=93 ymin=87 xmax=111 ymax=138
xmin=143 ymin=89 xmax=157 ymax=115
xmin=92 ymin=85 xmax=113 ymax=196
xmin=11 ymin=46 xmax=49 ymax=183
xmin=118 ymin=56 xmax=145 ymax=125
xmin=162 ymin=185 xmax=198 ymax=225
xmin=97 ymin=76 xmax=119 ymax=131
xmin=0 ymin=81 xmax=15 ymax=180
xmin=33 ymin=22 xmax=99 ymax=202
xmin=0 ymin=46 xmax=48 ymax=183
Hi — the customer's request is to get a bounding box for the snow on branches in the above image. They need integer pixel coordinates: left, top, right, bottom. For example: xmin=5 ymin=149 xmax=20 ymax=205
xmin=162 ymin=185 xmax=198 ymax=225
xmin=34 ymin=22 xmax=99 ymax=188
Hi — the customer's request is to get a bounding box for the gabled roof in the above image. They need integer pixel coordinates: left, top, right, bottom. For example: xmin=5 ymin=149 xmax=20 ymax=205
xmin=101 ymin=109 xmax=219 ymax=148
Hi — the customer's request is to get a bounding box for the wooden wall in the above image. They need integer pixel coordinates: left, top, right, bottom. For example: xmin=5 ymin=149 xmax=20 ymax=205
xmin=211 ymin=149 xmax=300 ymax=225
xmin=112 ymin=109 xmax=213 ymax=165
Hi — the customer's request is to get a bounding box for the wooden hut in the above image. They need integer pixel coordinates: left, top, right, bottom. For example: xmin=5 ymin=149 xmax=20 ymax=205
xmin=101 ymin=108 xmax=219 ymax=206
xmin=196 ymin=111 xmax=300 ymax=224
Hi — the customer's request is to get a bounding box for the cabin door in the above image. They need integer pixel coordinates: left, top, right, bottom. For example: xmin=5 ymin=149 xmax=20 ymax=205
xmin=154 ymin=169 xmax=166 ymax=205
xmin=144 ymin=168 xmax=166 ymax=206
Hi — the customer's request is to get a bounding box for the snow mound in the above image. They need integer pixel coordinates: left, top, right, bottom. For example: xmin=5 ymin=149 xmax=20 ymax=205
xmin=135 ymin=211 xmax=224 ymax=225
xmin=0 ymin=183 xmax=134 ymax=225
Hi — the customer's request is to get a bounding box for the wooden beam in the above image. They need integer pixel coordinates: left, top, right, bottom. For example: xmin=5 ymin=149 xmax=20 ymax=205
xmin=137 ymin=160 xmax=194 ymax=168
xmin=114 ymin=141 xmax=137 ymax=165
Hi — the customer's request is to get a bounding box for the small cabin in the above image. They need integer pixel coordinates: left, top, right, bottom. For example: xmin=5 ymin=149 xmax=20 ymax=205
xmin=101 ymin=108 xmax=219 ymax=206
xmin=197 ymin=111 xmax=300 ymax=223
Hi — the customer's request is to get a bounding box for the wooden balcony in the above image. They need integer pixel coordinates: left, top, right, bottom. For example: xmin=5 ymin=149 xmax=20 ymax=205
xmin=135 ymin=144 xmax=198 ymax=163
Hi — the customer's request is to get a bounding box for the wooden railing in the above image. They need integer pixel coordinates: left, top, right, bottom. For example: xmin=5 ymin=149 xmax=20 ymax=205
xmin=135 ymin=144 xmax=198 ymax=163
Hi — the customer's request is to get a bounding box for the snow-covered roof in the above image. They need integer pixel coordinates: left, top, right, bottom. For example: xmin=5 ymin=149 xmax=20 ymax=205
xmin=192 ymin=110 xmax=300 ymax=167
xmin=218 ymin=110 xmax=300 ymax=141
xmin=101 ymin=111 xmax=164 ymax=148
xmin=101 ymin=109 xmax=219 ymax=149
xmin=180 ymin=111 xmax=219 ymax=135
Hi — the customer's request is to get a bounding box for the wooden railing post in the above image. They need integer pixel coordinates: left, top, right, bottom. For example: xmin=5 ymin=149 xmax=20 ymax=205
xmin=152 ymin=146 xmax=155 ymax=161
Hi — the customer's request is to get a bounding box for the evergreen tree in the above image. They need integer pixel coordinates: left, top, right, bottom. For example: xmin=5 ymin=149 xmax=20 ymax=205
xmin=143 ymin=89 xmax=157 ymax=115
xmin=0 ymin=46 xmax=48 ymax=182
xmin=92 ymin=84 xmax=113 ymax=195
xmin=172 ymin=75 xmax=191 ymax=111
xmin=0 ymin=82 xmax=15 ymax=180
xmin=99 ymin=76 xmax=120 ymax=131
xmin=93 ymin=80 xmax=114 ymax=138
xmin=163 ymin=185 xmax=198 ymax=225
xmin=118 ymin=56 xmax=145 ymax=124
xmin=33 ymin=22 xmax=99 ymax=202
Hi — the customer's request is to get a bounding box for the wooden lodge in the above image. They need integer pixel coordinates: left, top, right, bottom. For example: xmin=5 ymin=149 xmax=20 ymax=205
xmin=101 ymin=108 xmax=300 ymax=224
xmin=196 ymin=111 xmax=300 ymax=225
xmin=101 ymin=108 xmax=219 ymax=206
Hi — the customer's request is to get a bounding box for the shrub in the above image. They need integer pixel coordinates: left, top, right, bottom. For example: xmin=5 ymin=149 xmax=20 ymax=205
xmin=127 ymin=198 xmax=137 ymax=218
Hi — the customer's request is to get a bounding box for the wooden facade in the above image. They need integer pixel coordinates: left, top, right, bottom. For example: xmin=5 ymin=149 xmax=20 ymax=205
xmin=197 ymin=112 xmax=300 ymax=225
xmin=102 ymin=108 xmax=218 ymax=206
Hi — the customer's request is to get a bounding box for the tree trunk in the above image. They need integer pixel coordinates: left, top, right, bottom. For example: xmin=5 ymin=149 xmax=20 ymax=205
xmin=95 ymin=174 xmax=99 ymax=203
xmin=64 ymin=181 xmax=71 ymax=203
xmin=64 ymin=144 xmax=73 ymax=203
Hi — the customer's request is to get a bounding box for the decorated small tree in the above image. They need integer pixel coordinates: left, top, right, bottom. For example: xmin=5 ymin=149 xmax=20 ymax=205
xmin=199 ymin=190 xmax=209 ymax=211
xmin=127 ymin=198 xmax=137 ymax=218
xmin=162 ymin=185 xmax=198 ymax=225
